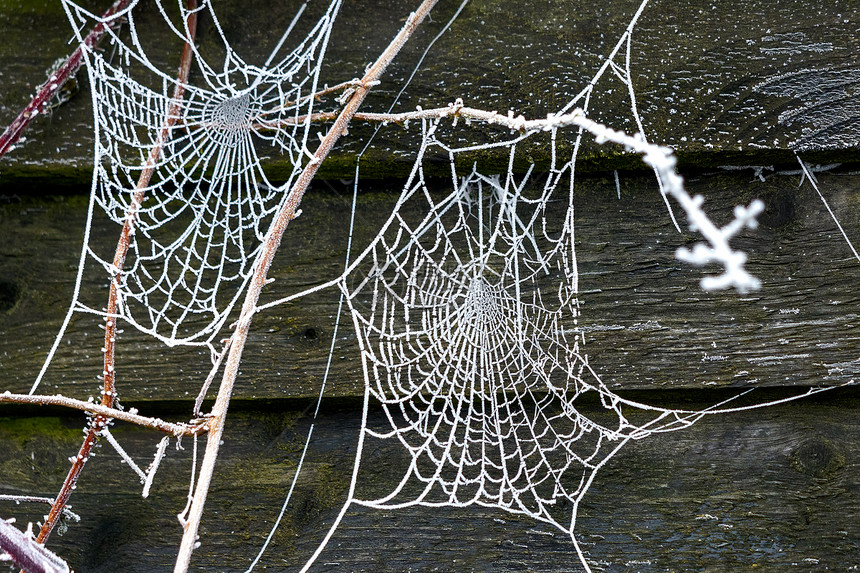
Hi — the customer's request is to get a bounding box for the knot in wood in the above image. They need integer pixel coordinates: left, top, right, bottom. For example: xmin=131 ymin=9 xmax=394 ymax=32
xmin=790 ymin=437 xmax=845 ymax=479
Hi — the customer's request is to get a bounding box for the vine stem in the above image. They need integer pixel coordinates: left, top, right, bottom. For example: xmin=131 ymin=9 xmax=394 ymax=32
xmin=0 ymin=0 xmax=133 ymax=159
xmin=34 ymin=0 xmax=198 ymax=547
xmin=0 ymin=392 xmax=205 ymax=436
xmin=172 ymin=1 xmax=440 ymax=570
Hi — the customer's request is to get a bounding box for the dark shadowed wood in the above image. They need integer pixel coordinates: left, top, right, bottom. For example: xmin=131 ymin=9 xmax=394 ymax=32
xmin=1 ymin=390 xmax=858 ymax=572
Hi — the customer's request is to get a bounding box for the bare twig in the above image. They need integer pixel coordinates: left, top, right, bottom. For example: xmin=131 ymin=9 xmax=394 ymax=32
xmin=35 ymin=0 xmax=199 ymax=547
xmin=253 ymin=100 xmax=763 ymax=300
xmin=0 ymin=393 xmax=205 ymax=436
xmin=255 ymin=79 xmax=368 ymax=120
xmin=0 ymin=0 xmax=133 ymax=159
xmin=0 ymin=498 xmax=79 ymax=524
xmin=172 ymin=1 xmax=440 ymax=571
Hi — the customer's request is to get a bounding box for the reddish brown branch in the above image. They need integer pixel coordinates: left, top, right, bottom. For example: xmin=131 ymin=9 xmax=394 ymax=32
xmin=172 ymin=1 xmax=441 ymax=570
xmin=0 ymin=0 xmax=133 ymax=159
xmin=35 ymin=0 xmax=199 ymax=547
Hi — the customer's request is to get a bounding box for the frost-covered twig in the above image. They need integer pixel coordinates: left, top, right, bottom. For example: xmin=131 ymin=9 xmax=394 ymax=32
xmin=0 ymin=392 xmax=205 ymax=436
xmin=0 ymin=497 xmax=79 ymax=524
xmin=674 ymin=200 xmax=764 ymax=292
xmin=0 ymin=0 xmax=133 ymax=159
xmin=101 ymin=431 xmax=170 ymax=498
xmin=0 ymin=518 xmax=69 ymax=573
xmin=274 ymin=100 xmax=764 ymax=292
xmin=142 ymin=437 xmax=170 ymax=498
xmin=101 ymin=429 xmax=148 ymax=481
xmin=574 ymin=113 xmax=764 ymax=293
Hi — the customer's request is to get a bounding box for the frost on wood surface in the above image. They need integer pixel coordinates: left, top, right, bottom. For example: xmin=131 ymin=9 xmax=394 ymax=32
xmin=754 ymin=66 xmax=860 ymax=151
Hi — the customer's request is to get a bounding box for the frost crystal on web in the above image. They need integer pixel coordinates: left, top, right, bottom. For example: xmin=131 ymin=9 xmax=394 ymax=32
xmin=59 ymin=0 xmax=341 ymax=345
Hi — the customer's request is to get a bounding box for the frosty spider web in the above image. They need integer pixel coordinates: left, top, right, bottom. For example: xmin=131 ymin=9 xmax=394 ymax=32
xmin=279 ymin=114 xmax=791 ymax=572
xmin=236 ymin=0 xmax=793 ymax=569
xmin=34 ymin=0 xmax=342 ymax=392
xmin=18 ymin=0 xmax=850 ymax=569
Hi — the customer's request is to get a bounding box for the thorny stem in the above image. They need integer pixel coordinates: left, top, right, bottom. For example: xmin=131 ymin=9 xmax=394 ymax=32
xmin=35 ymin=0 xmax=199 ymax=547
xmin=172 ymin=1 xmax=440 ymax=571
xmin=0 ymin=393 xmax=206 ymax=436
xmin=0 ymin=0 xmax=133 ymax=159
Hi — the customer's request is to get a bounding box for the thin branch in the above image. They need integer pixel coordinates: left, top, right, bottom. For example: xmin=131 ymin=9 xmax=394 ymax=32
xmin=256 ymin=79 xmax=369 ymax=119
xmin=0 ymin=393 xmax=205 ymax=436
xmin=35 ymin=0 xmax=199 ymax=547
xmin=0 ymin=0 xmax=133 ymax=159
xmin=0 ymin=498 xmax=79 ymax=524
xmin=172 ymin=1 xmax=440 ymax=571
xmin=142 ymin=437 xmax=171 ymax=498
xmin=261 ymin=100 xmax=592 ymax=129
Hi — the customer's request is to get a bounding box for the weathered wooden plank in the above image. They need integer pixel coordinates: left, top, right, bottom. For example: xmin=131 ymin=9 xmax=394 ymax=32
xmin=1 ymin=2 xmax=857 ymax=571
xmin=1 ymin=0 xmax=858 ymax=185
xmin=1 ymin=390 xmax=858 ymax=571
xmin=1 ymin=170 xmax=858 ymax=401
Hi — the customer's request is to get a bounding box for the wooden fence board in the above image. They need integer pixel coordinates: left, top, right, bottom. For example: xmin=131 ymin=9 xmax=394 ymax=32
xmin=1 ymin=0 xmax=858 ymax=185
xmin=1 ymin=170 xmax=858 ymax=401
xmin=1 ymin=390 xmax=858 ymax=571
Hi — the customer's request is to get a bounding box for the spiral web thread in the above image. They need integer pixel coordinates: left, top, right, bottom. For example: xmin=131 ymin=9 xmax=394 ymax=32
xmin=57 ymin=0 xmax=340 ymax=347
xmin=360 ymin=128 xmax=675 ymax=519
xmin=291 ymin=119 xmax=721 ymax=571
xmin=280 ymin=110 xmax=848 ymax=571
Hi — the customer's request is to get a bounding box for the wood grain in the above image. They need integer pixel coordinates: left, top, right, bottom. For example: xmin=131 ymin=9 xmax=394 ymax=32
xmin=1 ymin=0 xmax=857 ymax=185
xmin=2 ymin=170 xmax=858 ymax=401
